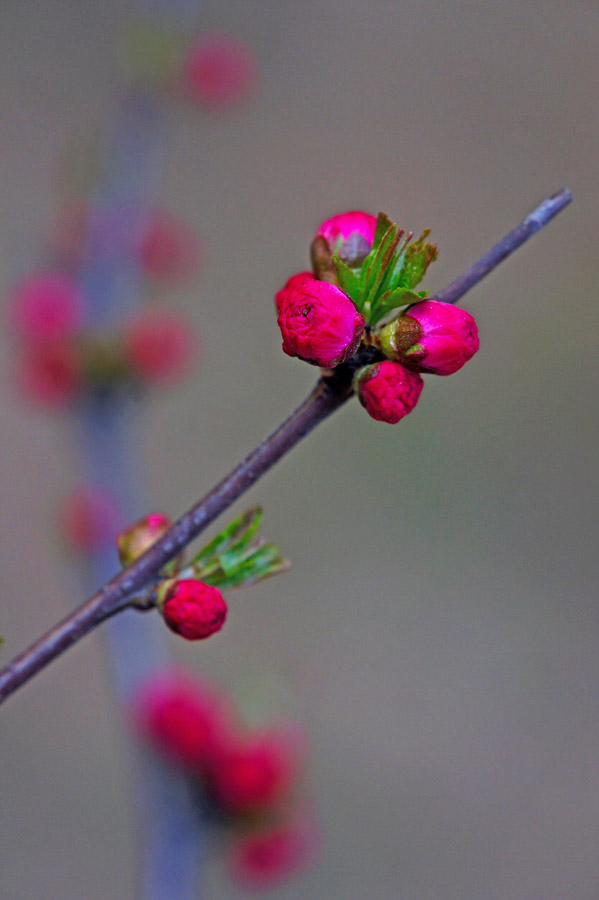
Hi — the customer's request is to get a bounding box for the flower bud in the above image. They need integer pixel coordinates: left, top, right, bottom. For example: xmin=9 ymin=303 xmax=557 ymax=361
xmin=117 ymin=513 xmax=172 ymax=566
xmin=315 ymin=210 xmax=377 ymax=266
xmin=17 ymin=341 xmax=83 ymax=409
xmin=137 ymin=210 xmax=201 ymax=283
xmin=229 ymin=818 xmax=318 ymax=889
xmin=277 ymin=277 xmax=364 ymax=368
xmin=207 ymin=725 xmax=303 ymax=815
xmin=59 ymin=486 xmax=119 ymax=554
xmin=354 ymin=359 xmax=423 ymax=424
xmin=9 ymin=271 xmax=82 ymax=345
xmin=122 ymin=311 xmax=197 ymax=383
xmin=132 ymin=668 xmax=233 ymax=772
xmin=379 ymin=299 xmax=479 ymax=375
xmin=160 ymin=579 xmax=228 ymax=641
xmin=181 ymin=33 xmax=256 ymax=110
xmin=274 ymin=271 xmax=312 ymax=313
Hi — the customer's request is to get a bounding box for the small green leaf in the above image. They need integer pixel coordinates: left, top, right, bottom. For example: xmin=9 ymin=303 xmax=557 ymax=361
xmin=396 ymin=230 xmax=439 ymax=290
xmin=192 ymin=507 xmax=262 ymax=565
xmin=360 ymin=225 xmax=402 ymax=317
xmin=369 ymin=289 xmax=423 ymax=326
xmin=372 ymin=212 xmax=395 ymax=251
xmin=332 ymin=256 xmax=362 ymax=308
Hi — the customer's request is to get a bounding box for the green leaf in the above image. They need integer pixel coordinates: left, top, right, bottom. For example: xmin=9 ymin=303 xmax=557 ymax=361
xmin=200 ymin=542 xmax=290 ymax=589
xmin=369 ymin=289 xmax=423 ymax=326
xmin=360 ymin=225 xmax=403 ymax=317
xmin=372 ymin=212 xmax=395 ymax=251
xmin=192 ymin=507 xmax=262 ymax=565
xmin=187 ymin=507 xmax=290 ymax=591
xmin=332 ymin=256 xmax=362 ymax=308
xmin=396 ymin=230 xmax=439 ymax=290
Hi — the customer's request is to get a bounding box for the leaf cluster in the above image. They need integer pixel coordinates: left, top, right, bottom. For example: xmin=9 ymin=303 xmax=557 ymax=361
xmin=332 ymin=213 xmax=438 ymax=327
xmin=184 ymin=507 xmax=289 ymax=590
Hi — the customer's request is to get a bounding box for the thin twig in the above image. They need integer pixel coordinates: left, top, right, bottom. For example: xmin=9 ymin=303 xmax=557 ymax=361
xmin=0 ymin=188 xmax=572 ymax=706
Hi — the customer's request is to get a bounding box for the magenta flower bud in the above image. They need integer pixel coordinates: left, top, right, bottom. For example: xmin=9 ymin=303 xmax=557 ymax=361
xmin=60 ymin=486 xmax=120 ymax=554
xmin=160 ymin=580 xmax=228 ymax=641
xmin=117 ymin=513 xmax=173 ymax=567
xmin=9 ymin=271 xmax=83 ymax=345
xmin=316 ymin=210 xmax=377 ymax=265
xmin=354 ymin=359 xmax=423 ymax=424
xmin=274 ymin=271 xmax=312 ymax=312
xmin=181 ymin=33 xmax=256 ymax=110
xmin=380 ymin=299 xmax=479 ymax=376
xmin=277 ymin=277 xmax=365 ymax=368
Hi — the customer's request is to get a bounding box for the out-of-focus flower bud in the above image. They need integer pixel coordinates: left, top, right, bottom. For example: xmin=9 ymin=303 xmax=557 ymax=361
xmin=122 ymin=311 xmax=197 ymax=383
xmin=137 ymin=210 xmax=201 ymax=283
xmin=277 ymin=277 xmax=364 ymax=368
xmin=229 ymin=818 xmax=318 ymax=889
xmin=117 ymin=513 xmax=172 ymax=567
xmin=379 ymin=299 xmax=479 ymax=375
xmin=274 ymin=271 xmax=312 ymax=313
xmin=17 ymin=341 xmax=83 ymax=409
xmin=159 ymin=579 xmax=228 ymax=641
xmin=354 ymin=359 xmax=423 ymax=424
xmin=9 ymin=271 xmax=82 ymax=345
xmin=181 ymin=33 xmax=256 ymax=110
xmin=131 ymin=669 xmax=233 ymax=772
xmin=315 ymin=210 xmax=377 ymax=266
xmin=207 ymin=725 xmax=303 ymax=815
xmin=59 ymin=486 xmax=120 ymax=554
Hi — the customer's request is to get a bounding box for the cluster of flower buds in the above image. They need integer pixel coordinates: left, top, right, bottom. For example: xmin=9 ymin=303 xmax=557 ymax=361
xmin=7 ymin=270 xmax=197 ymax=409
xmin=275 ymin=210 xmax=479 ymax=424
xmin=133 ymin=668 xmax=317 ymax=889
xmin=117 ymin=507 xmax=289 ymax=642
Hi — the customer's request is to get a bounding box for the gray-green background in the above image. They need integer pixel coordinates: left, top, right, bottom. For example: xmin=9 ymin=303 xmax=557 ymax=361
xmin=1 ymin=1 xmax=598 ymax=898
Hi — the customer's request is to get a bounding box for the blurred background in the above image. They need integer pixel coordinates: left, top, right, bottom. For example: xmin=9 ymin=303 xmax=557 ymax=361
xmin=1 ymin=0 xmax=598 ymax=898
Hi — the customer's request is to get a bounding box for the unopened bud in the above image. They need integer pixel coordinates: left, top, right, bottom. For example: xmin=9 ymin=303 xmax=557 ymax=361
xmin=158 ymin=579 xmax=228 ymax=641
xmin=354 ymin=359 xmax=423 ymax=424
xmin=117 ymin=513 xmax=172 ymax=566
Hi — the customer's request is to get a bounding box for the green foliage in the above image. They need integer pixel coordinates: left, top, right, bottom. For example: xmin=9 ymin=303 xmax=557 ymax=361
xmin=188 ymin=507 xmax=289 ymax=590
xmin=395 ymin=230 xmax=439 ymax=291
xmin=337 ymin=213 xmax=438 ymax=327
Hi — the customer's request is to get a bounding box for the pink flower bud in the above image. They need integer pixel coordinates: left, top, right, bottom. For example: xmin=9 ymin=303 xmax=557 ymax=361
xmin=116 ymin=513 xmax=172 ymax=566
xmin=316 ymin=210 xmax=377 ymax=265
xmin=59 ymin=486 xmax=120 ymax=554
xmin=277 ymin=277 xmax=365 ymax=368
xmin=9 ymin=271 xmax=82 ymax=345
xmin=122 ymin=311 xmax=197 ymax=383
xmin=181 ymin=33 xmax=256 ymax=110
xmin=381 ymin=299 xmax=479 ymax=375
xmin=137 ymin=211 xmax=201 ymax=283
xmin=161 ymin=580 xmax=227 ymax=641
xmin=208 ymin=725 xmax=303 ymax=815
xmin=354 ymin=359 xmax=424 ymax=424
xmin=274 ymin=271 xmax=312 ymax=313
xmin=132 ymin=669 xmax=233 ymax=772
xmin=16 ymin=341 xmax=83 ymax=408
xmin=229 ymin=818 xmax=318 ymax=889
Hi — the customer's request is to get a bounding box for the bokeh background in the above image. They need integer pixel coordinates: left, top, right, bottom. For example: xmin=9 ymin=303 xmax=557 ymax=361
xmin=1 ymin=1 xmax=598 ymax=898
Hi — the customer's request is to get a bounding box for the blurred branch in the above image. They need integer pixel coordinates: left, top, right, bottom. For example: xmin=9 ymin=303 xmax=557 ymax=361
xmin=0 ymin=188 xmax=572 ymax=707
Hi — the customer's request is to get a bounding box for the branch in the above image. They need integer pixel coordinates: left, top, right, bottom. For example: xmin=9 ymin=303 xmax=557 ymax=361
xmin=0 ymin=188 xmax=572 ymax=706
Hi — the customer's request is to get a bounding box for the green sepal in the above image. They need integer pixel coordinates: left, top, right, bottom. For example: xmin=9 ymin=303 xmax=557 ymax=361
xmin=369 ymin=289 xmax=424 ymax=327
xmin=396 ymin=231 xmax=439 ymax=290
xmin=332 ymin=256 xmax=362 ymax=308
xmin=192 ymin=507 xmax=262 ymax=566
